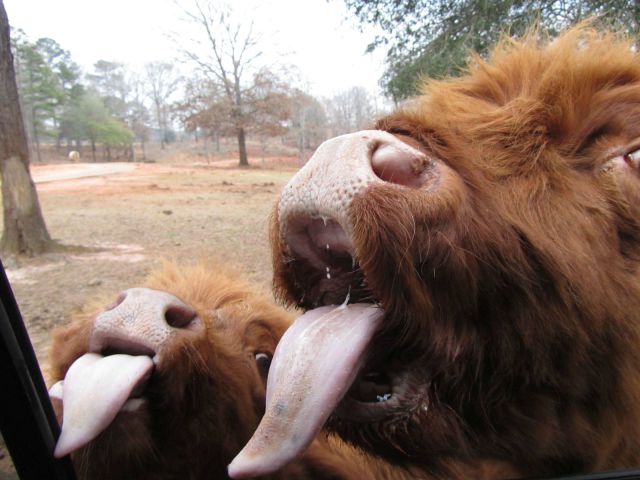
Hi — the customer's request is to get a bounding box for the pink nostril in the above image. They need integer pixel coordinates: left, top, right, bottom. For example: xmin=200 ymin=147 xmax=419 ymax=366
xmin=371 ymin=141 xmax=431 ymax=188
xmin=164 ymin=305 xmax=198 ymax=329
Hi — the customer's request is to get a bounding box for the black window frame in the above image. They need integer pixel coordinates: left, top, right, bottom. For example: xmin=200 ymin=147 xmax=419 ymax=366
xmin=0 ymin=259 xmax=76 ymax=480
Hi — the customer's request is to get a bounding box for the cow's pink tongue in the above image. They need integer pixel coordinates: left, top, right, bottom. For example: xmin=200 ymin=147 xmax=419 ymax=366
xmin=51 ymin=352 xmax=153 ymax=458
xmin=228 ymin=303 xmax=383 ymax=478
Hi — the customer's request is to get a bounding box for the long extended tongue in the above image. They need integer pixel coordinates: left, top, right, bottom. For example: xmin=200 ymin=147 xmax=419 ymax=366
xmin=228 ymin=303 xmax=383 ymax=478
xmin=51 ymin=352 xmax=153 ymax=458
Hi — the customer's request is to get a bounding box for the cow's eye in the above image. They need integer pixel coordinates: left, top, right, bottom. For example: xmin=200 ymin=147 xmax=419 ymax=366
xmin=255 ymin=353 xmax=272 ymax=379
xmin=623 ymin=148 xmax=640 ymax=169
xmin=601 ymin=147 xmax=640 ymax=173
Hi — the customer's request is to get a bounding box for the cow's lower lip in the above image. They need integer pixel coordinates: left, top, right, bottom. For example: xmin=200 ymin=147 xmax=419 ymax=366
xmin=337 ymin=367 xmax=409 ymax=421
xmin=121 ymin=397 xmax=147 ymax=412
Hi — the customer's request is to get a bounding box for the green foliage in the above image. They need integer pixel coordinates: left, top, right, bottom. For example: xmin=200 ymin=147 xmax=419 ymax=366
xmin=11 ymin=30 xmax=138 ymax=157
xmin=97 ymin=117 xmax=134 ymax=147
xmin=13 ymin=34 xmax=63 ymax=141
xmin=344 ymin=0 xmax=640 ymax=101
xmin=77 ymin=90 xmax=133 ymax=146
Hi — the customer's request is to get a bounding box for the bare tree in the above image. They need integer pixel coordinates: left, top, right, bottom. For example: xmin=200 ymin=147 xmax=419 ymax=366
xmin=175 ymin=77 xmax=231 ymax=155
xmin=129 ymin=75 xmax=151 ymax=161
xmin=0 ymin=0 xmax=52 ymax=255
xmin=245 ymin=69 xmax=289 ymax=162
xmin=145 ymin=61 xmax=181 ymax=150
xmin=325 ymin=86 xmax=377 ymax=137
xmin=177 ymin=0 xmax=264 ymax=167
xmin=288 ymin=89 xmax=327 ymax=163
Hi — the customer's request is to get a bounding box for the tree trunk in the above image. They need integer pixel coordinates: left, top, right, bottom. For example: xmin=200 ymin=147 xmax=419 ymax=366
xmin=233 ymin=73 xmax=249 ymax=167
xmin=156 ymin=102 xmax=165 ymax=150
xmin=237 ymin=127 xmax=248 ymax=167
xmin=55 ymin=122 xmax=61 ymax=150
xmin=0 ymin=0 xmax=52 ymax=255
xmin=141 ymin=138 xmax=146 ymax=161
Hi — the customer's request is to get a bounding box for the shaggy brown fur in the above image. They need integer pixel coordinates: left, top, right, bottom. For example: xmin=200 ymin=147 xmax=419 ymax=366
xmin=271 ymin=28 xmax=640 ymax=478
xmin=49 ymin=262 xmax=413 ymax=480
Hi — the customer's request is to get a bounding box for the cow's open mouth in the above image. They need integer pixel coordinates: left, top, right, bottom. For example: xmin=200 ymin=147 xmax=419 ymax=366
xmin=283 ymin=214 xmax=408 ymax=421
xmin=51 ymin=340 xmax=156 ymax=458
xmin=98 ymin=339 xmax=156 ymax=412
xmin=350 ymin=370 xmax=393 ymax=403
xmin=228 ymin=217 xmax=409 ymax=479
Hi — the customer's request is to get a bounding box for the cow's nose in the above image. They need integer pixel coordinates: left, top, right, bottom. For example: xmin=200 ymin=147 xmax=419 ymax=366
xmin=278 ymin=130 xmax=434 ymax=239
xmin=89 ymin=288 xmax=201 ymax=361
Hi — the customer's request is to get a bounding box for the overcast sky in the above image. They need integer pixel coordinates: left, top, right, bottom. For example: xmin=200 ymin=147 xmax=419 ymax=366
xmin=4 ymin=0 xmax=387 ymax=99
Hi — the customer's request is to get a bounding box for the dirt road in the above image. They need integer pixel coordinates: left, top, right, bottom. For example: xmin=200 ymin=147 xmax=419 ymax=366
xmin=31 ymin=162 xmax=138 ymax=183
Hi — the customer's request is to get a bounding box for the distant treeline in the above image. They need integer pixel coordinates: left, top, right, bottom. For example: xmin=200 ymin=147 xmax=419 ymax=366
xmin=11 ymin=27 xmax=385 ymax=165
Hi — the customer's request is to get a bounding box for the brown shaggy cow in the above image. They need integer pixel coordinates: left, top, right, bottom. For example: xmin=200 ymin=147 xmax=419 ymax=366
xmin=230 ymin=28 xmax=640 ymax=479
xmin=48 ymin=262 xmax=415 ymax=480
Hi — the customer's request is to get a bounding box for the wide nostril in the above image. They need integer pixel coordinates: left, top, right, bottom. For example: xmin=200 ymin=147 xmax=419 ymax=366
xmin=371 ymin=141 xmax=431 ymax=188
xmin=164 ymin=304 xmax=198 ymax=329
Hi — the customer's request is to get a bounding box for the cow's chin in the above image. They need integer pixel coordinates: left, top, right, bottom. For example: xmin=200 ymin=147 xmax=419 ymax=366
xmin=337 ymin=366 xmax=418 ymax=421
xmin=93 ymin=403 xmax=152 ymax=444
xmin=74 ymin=381 xmax=156 ymax=462
xmin=71 ymin=403 xmax=155 ymax=478
xmin=327 ymin=367 xmax=433 ymax=464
